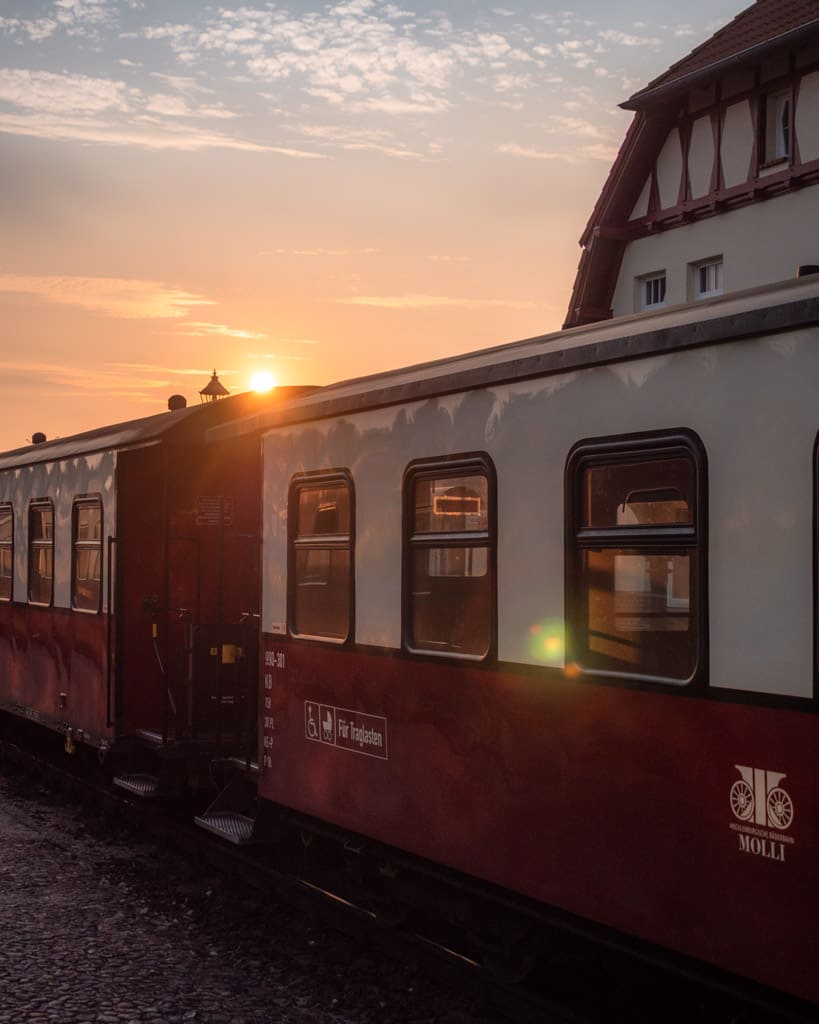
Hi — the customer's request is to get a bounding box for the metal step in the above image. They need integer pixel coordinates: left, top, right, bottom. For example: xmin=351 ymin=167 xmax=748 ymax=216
xmin=134 ymin=729 xmax=167 ymax=746
xmin=113 ymin=772 xmax=160 ymax=798
xmin=224 ymin=756 xmax=260 ymax=777
xmin=194 ymin=810 xmax=256 ymax=844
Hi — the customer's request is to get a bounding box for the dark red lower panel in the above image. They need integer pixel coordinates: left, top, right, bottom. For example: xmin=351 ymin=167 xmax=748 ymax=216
xmin=259 ymin=636 xmax=819 ymax=1006
xmin=0 ymin=605 xmax=111 ymax=746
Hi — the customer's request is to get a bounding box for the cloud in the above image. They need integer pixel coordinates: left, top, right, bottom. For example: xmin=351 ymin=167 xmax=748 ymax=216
xmin=263 ymin=246 xmax=379 ymax=256
xmin=0 ymin=69 xmax=131 ymax=114
xmin=0 ymin=274 xmax=211 ymax=319
xmin=177 ymin=321 xmax=266 ymax=340
xmin=497 ymin=140 xmax=616 ymax=163
xmin=339 ymin=293 xmax=535 ymax=309
xmin=138 ymin=4 xmax=549 ymax=118
xmin=290 ymin=118 xmax=432 ymax=158
xmin=598 ymin=29 xmax=661 ymax=47
xmin=497 ymin=142 xmax=572 ymax=162
xmin=0 ymin=358 xmax=211 ymax=405
xmin=0 ymin=109 xmax=320 ymax=154
xmin=0 ymin=17 xmax=59 ymax=42
xmin=110 ymin=362 xmax=227 ymax=377
xmin=148 ymin=72 xmax=213 ymax=96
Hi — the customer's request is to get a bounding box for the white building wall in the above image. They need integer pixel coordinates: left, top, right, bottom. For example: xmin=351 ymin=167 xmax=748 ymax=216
xmin=688 ymin=115 xmax=714 ymax=198
xmin=656 ymin=127 xmax=683 ymax=209
xmin=796 ymin=69 xmax=819 ymax=162
xmin=721 ymin=100 xmax=754 ymax=187
xmin=611 ymin=187 xmax=819 ymax=315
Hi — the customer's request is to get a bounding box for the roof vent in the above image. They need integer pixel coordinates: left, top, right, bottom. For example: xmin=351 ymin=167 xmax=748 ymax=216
xmin=32 ymin=432 xmax=47 ymax=445
xmin=797 ymin=265 xmax=819 ymax=278
xmin=168 ymin=394 xmax=187 ymax=411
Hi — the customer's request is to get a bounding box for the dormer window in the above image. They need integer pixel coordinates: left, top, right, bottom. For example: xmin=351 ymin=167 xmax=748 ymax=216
xmin=638 ymin=272 xmax=666 ymax=312
xmin=762 ymin=89 xmax=790 ymax=164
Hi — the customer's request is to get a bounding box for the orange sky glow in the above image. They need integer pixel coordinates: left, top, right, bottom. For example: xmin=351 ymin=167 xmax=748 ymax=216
xmin=0 ymin=0 xmax=748 ymax=451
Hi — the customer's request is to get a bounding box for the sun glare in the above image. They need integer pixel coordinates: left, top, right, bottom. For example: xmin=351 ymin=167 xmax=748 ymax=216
xmin=250 ymin=370 xmax=276 ymax=393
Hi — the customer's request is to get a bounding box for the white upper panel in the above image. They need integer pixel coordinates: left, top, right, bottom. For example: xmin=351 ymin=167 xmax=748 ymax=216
xmin=0 ymin=451 xmax=116 ymax=611
xmin=261 ymin=309 xmax=819 ymax=699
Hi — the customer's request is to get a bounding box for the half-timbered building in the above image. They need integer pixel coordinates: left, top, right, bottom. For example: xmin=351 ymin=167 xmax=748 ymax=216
xmin=565 ymin=0 xmax=819 ymax=327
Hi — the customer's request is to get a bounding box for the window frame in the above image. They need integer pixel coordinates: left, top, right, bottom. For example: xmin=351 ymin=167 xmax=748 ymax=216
xmin=287 ymin=469 xmax=354 ymax=644
xmin=28 ymin=499 xmax=55 ymax=608
xmin=71 ymin=495 xmax=103 ymax=614
xmin=692 ymin=257 xmax=723 ymax=300
xmin=402 ymin=452 xmax=497 ymax=662
xmin=0 ymin=502 xmax=12 ymax=603
xmin=760 ymin=87 xmax=792 ymax=167
xmin=565 ymin=430 xmax=708 ymax=688
xmin=637 ymin=271 xmax=667 ymax=312
xmin=814 ymin=433 xmax=819 ymax=701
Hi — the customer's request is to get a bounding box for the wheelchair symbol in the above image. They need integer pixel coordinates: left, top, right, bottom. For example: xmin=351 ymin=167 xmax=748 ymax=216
xmin=305 ymin=701 xmax=336 ymax=745
xmin=305 ymin=702 xmax=319 ymax=740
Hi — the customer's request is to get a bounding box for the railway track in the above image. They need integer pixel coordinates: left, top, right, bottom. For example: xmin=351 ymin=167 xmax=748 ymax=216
xmin=0 ymin=725 xmax=811 ymax=1024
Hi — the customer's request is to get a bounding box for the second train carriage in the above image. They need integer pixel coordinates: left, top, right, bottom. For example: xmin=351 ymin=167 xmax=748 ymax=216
xmin=209 ymin=274 xmax=819 ymax=1009
xmin=0 ymin=388 xmax=311 ymax=776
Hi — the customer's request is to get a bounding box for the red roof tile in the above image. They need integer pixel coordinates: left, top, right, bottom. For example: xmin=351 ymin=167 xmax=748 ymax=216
xmin=627 ymin=0 xmax=819 ymax=106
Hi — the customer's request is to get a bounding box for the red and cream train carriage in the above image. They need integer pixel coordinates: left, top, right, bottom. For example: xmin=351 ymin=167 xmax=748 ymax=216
xmin=210 ymin=274 xmax=819 ymax=1009
xmin=0 ymin=390 xmax=308 ymax=771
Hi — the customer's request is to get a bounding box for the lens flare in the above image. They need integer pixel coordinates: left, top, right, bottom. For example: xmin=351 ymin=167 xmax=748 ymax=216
xmin=526 ymin=618 xmax=564 ymax=666
xmin=250 ymin=370 xmax=276 ymax=393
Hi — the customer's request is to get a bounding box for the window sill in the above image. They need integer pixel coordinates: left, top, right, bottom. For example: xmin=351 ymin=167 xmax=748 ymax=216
xmin=759 ymin=156 xmax=788 ymax=170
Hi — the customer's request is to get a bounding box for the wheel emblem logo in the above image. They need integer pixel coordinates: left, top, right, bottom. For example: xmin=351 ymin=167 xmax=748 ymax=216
xmin=731 ymin=765 xmax=793 ymax=831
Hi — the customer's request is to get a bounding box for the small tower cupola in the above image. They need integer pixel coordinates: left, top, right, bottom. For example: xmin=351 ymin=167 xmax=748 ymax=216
xmin=199 ymin=369 xmax=230 ymax=404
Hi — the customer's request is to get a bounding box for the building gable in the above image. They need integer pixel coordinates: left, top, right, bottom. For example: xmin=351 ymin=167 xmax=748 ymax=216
xmin=565 ymin=1 xmax=819 ymax=328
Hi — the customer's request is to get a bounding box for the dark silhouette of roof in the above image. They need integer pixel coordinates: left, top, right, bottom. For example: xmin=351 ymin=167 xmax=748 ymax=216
xmin=625 ymin=0 xmax=819 ymax=109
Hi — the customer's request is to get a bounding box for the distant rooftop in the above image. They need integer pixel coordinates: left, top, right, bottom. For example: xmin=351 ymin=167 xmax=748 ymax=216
xmin=624 ymin=0 xmax=819 ymax=109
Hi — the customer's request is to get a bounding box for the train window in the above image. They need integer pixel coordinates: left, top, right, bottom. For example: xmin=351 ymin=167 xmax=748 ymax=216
xmin=404 ymin=456 xmax=495 ymax=659
xmin=566 ymin=432 xmax=706 ymax=685
xmin=28 ymin=501 xmax=54 ymax=606
xmin=72 ymin=498 xmax=102 ymax=613
xmin=288 ymin=474 xmax=353 ymax=641
xmin=0 ymin=504 xmax=12 ymax=602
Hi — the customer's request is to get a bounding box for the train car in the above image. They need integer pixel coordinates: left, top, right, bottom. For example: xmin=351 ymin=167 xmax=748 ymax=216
xmin=0 ymin=388 xmax=311 ymax=786
xmin=209 ymin=273 xmax=819 ymax=1009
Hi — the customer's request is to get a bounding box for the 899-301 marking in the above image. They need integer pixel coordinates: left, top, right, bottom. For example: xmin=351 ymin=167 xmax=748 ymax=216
xmin=260 ymin=647 xmax=287 ymax=770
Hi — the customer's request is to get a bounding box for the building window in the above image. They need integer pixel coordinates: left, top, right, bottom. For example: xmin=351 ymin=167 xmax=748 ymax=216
xmin=0 ymin=504 xmax=12 ymax=602
xmin=404 ymin=456 xmax=495 ymax=659
xmin=693 ymin=257 xmax=723 ymax=299
xmin=566 ymin=432 xmax=706 ymax=685
xmin=762 ymin=89 xmax=790 ymax=164
xmin=638 ymin=272 xmax=666 ymax=311
xmin=72 ymin=498 xmax=102 ymax=612
xmin=28 ymin=501 xmax=54 ymax=606
xmin=288 ymin=474 xmax=352 ymax=641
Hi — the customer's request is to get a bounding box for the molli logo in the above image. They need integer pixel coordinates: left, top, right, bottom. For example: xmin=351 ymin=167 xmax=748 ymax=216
xmin=729 ymin=765 xmax=795 ymax=863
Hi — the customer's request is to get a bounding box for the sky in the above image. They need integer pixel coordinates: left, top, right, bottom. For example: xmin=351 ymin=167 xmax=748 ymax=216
xmin=0 ymin=0 xmax=750 ymax=450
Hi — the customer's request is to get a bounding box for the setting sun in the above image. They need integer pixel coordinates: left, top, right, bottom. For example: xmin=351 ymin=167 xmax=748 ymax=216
xmin=249 ymin=370 xmax=276 ymax=393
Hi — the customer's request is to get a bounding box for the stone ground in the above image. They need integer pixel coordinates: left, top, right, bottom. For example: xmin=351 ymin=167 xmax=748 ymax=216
xmin=0 ymin=775 xmax=501 ymax=1024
